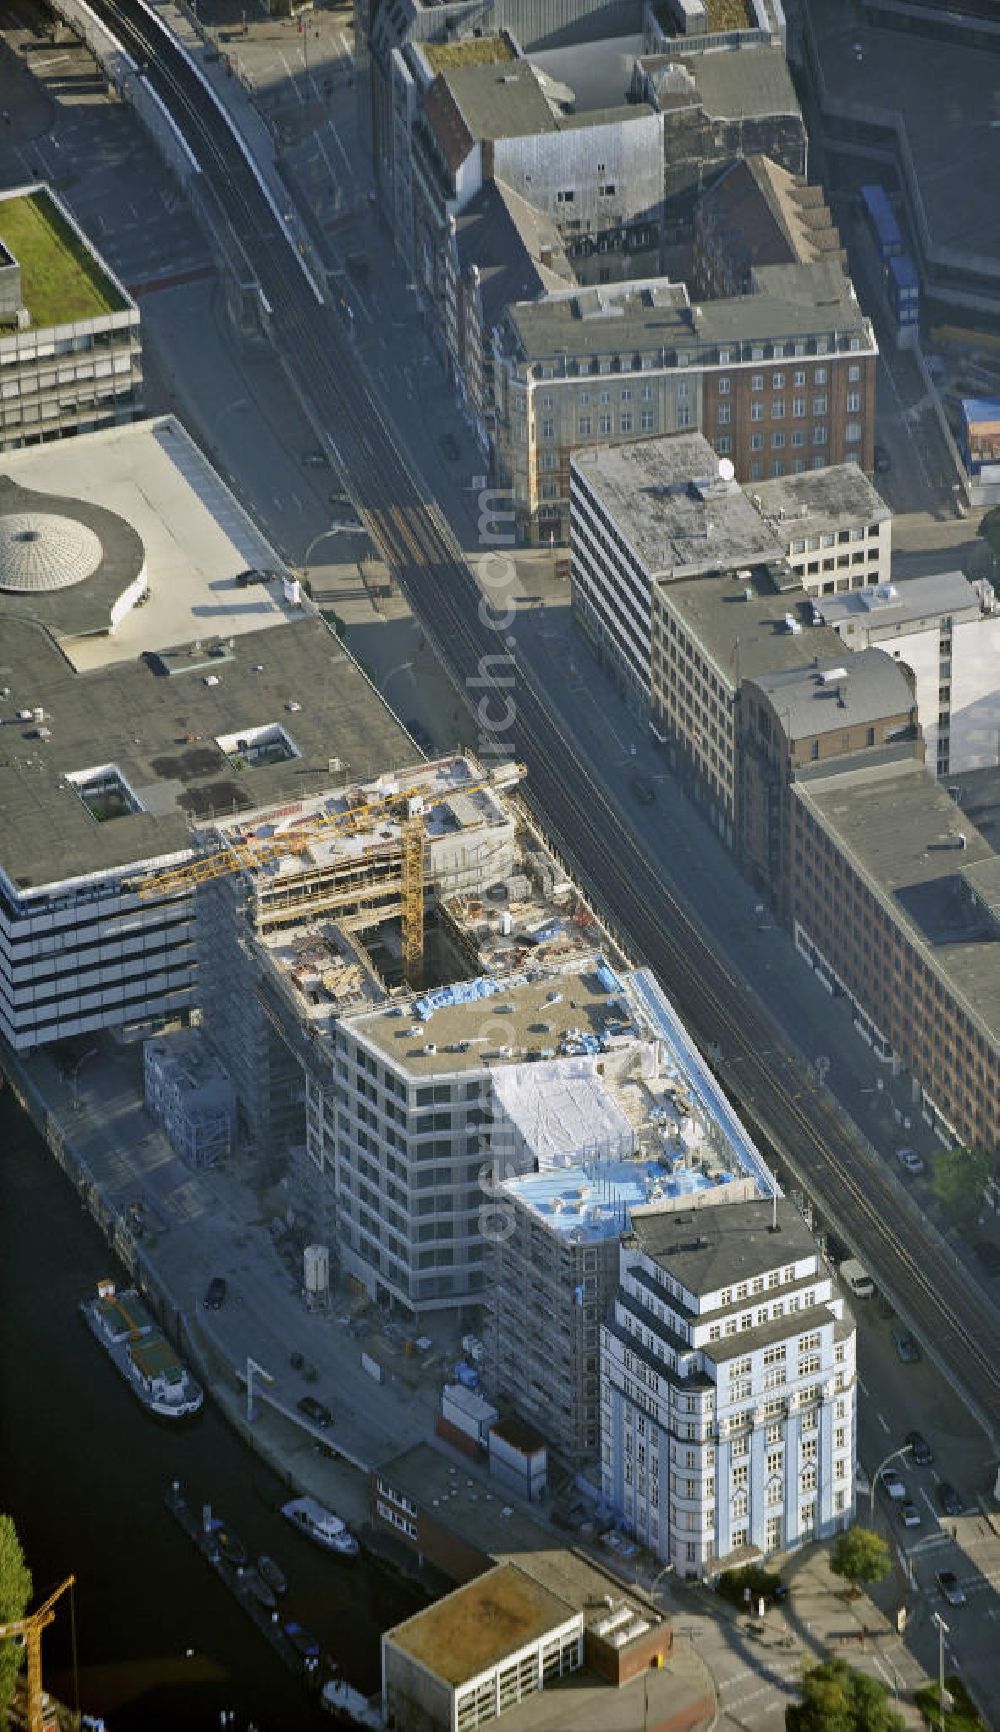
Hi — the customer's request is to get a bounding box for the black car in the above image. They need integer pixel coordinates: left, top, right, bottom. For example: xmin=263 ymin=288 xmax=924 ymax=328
xmin=440 ymin=433 xmax=461 ymax=461
xmin=938 ymin=1482 xmax=963 ymax=1517
xmin=936 ymin=1570 xmax=966 ymax=1607
xmin=297 ymin=1395 xmax=333 ymax=1429
xmin=904 ymin=1430 xmax=933 ymax=1466
xmin=630 ymin=775 xmax=655 ymax=806
xmin=203 ymin=1276 xmax=227 ymax=1311
xmin=874 ymin=443 xmax=891 ymax=474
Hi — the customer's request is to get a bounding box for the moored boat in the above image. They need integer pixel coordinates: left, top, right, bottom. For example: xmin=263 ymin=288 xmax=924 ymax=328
xmin=81 ymin=1280 xmax=203 ymax=1420
xmin=243 ymin=1568 xmax=278 ymax=1611
xmin=281 ymin=1496 xmax=359 ymax=1557
xmin=257 ymin=1555 xmax=287 ymax=1597
xmin=320 ymin=1669 xmax=384 ymax=1728
xmin=207 ymin=1518 xmax=248 ymax=1568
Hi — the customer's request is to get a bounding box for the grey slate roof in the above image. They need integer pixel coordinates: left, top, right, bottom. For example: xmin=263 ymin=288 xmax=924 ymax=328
xmin=455 ymin=179 xmax=573 ymax=332
xmin=628 ymin=1198 xmax=818 ymax=1295
xmin=749 ymin=648 xmax=917 ymax=736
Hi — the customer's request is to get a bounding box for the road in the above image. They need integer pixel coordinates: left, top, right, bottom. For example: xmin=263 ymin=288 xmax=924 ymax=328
xmin=82 ymin=0 xmax=1000 ymax=1445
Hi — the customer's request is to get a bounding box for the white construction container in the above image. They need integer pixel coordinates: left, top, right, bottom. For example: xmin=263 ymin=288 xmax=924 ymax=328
xmin=441 ymin=1383 xmax=497 ymax=1446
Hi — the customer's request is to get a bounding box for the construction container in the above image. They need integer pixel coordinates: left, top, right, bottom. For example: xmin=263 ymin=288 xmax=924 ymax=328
xmin=441 ymin=1382 xmax=497 ymax=1446
xmin=489 ymin=1418 xmax=548 ymax=1502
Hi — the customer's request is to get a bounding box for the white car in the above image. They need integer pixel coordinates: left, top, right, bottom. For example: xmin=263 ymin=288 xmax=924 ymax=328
xmin=881 ymin=1467 xmax=907 ymax=1500
xmin=896 ymin=1147 xmax=925 ymax=1176
xmin=899 ymin=1501 xmax=921 ymax=1529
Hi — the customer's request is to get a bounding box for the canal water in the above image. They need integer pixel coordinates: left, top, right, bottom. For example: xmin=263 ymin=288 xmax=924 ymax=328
xmin=0 ymin=1091 xmax=425 ymax=1730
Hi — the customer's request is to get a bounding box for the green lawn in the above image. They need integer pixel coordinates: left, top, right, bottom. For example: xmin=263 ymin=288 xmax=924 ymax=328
xmin=0 ymin=190 xmax=125 ymax=327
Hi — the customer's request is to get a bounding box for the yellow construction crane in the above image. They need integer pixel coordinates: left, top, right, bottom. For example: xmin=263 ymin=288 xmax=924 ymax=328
xmin=0 ymin=1574 xmax=75 ymax=1732
xmin=132 ymin=762 xmax=525 ymax=988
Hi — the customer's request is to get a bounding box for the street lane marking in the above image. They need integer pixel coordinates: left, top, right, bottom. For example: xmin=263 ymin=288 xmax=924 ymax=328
xmin=878 ymin=1412 xmax=890 ymax=1433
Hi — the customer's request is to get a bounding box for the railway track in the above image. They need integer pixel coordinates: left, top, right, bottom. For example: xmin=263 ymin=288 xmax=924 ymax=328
xmin=89 ymin=0 xmax=1000 ymax=1438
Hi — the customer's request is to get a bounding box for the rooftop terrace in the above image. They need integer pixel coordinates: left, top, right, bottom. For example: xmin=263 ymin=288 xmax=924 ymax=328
xmin=0 ymin=186 xmax=127 ymax=327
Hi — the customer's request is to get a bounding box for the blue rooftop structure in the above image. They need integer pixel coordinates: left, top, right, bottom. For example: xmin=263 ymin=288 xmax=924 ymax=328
xmin=502 ymin=1157 xmax=724 ymax=1242
xmin=626 ymin=968 xmax=778 ymax=1198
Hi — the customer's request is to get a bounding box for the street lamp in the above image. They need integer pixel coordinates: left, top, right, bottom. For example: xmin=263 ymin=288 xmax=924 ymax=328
xmin=931 ymin=1611 xmax=951 ymax=1732
xmin=863 ymin=1441 xmax=913 ymax=1508
xmin=70 ymin=1046 xmax=98 ymax=1112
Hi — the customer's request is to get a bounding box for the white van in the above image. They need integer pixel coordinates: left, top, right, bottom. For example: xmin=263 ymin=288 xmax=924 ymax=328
xmin=841 ymin=1258 xmax=875 ymax=1300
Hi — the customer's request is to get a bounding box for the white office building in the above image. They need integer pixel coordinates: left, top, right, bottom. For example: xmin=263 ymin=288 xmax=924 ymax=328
xmin=811 ymin=569 xmax=1000 ymax=779
xmin=601 ymin=1198 xmax=856 ymax=1576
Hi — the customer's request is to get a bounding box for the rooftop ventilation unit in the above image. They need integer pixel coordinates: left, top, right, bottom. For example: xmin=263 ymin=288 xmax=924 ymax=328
xmin=818 ymin=666 xmax=849 ymax=684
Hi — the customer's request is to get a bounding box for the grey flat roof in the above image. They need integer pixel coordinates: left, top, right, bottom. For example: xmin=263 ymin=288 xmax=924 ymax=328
xmin=375 ymin=1442 xmax=553 ymax=1557
xmin=814 ymin=571 xmax=978 ymax=637
xmin=753 ymin=463 xmax=890 ymax=536
xmin=685 ymin=43 xmax=802 ymax=120
xmin=750 ymin=648 xmax=917 ymax=736
xmin=662 ymin=573 xmax=848 ymax=686
xmin=795 ymin=756 xmax=1000 ymax=1040
xmin=627 ymin=1197 xmax=817 ymax=1294
xmin=572 ymin=434 xmax=786 ymax=576
xmin=0 ymin=615 xmax=413 ymax=892
xmin=439 ymin=58 xmax=556 ymax=140
xmin=506 ymin=262 xmax=870 ymax=361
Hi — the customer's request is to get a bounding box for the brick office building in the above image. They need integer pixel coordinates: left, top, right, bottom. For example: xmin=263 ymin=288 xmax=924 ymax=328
xmin=791 ymin=755 xmax=1000 ymax=1153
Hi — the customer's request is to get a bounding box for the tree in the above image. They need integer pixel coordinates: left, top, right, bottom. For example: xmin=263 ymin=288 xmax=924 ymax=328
xmin=978 ymin=505 xmax=1000 ymax=562
xmin=0 ymin=1515 xmax=32 ymax=1732
xmin=931 ymin=1145 xmax=994 ymax=1233
xmin=787 ymin=1659 xmax=905 ymax=1732
xmin=830 ymin=1526 xmax=891 ymax=1595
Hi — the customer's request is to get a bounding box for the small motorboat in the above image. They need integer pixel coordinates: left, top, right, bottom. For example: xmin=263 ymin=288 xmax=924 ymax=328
xmin=243 ymin=1569 xmax=277 ymax=1611
xmin=207 ymin=1519 xmax=248 ymax=1568
xmin=281 ymin=1496 xmax=359 ymax=1558
xmin=257 ymin=1555 xmax=287 ymax=1597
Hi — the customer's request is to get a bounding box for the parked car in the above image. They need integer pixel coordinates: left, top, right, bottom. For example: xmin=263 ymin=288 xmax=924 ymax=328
xmin=874 ymin=442 xmax=891 ymax=474
xmin=936 ymin=1569 xmax=966 ymax=1607
xmin=440 ymin=433 xmax=461 ymax=461
xmin=203 ymin=1276 xmax=227 ymax=1311
xmin=297 ymin=1395 xmax=333 ymax=1429
xmin=938 ymin=1482 xmax=963 ymax=1517
xmin=904 ymin=1430 xmax=933 ymax=1466
xmin=899 ymin=1501 xmax=921 ymax=1529
xmin=881 ymin=1467 xmax=907 ymax=1500
xmin=630 ymin=775 xmax=655 ymax=806
xmin=893 ymin=1330 xmax=921 ymax=1364
xmin=896 ymin=1147 xmax=925 ymax=1176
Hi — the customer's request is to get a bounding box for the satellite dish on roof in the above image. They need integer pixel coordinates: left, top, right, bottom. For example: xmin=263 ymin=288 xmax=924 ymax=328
xmin=718 ymin=457 xmax=736 ymax=482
